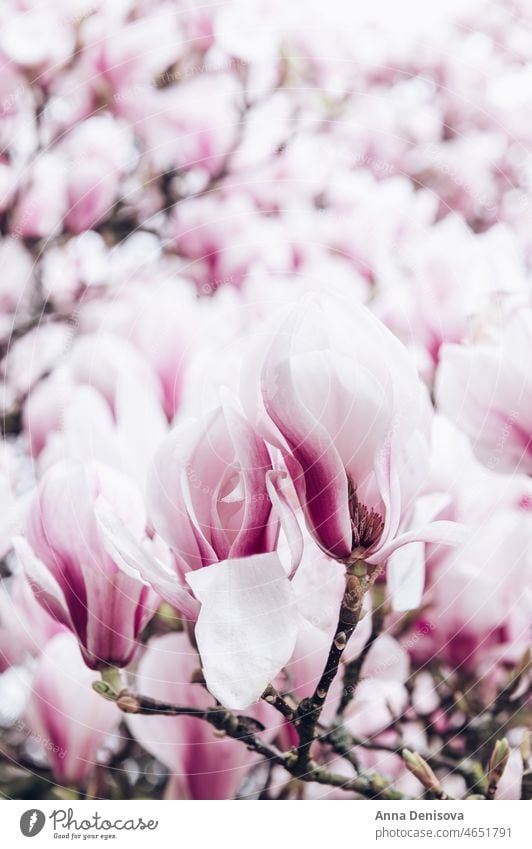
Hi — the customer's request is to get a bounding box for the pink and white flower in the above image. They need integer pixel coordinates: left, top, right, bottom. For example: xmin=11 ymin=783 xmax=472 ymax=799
xmin=26 ymin=633 xmax=118 ymax=786
xmin=97 ymin=397 xmax=300 ymax=709
xmin=437 ymin=308 xmax=532 ymax=475
xmin=128 ymin=633 xmax=265 ymax=800
xmin=15 ymin=460 xmax=156 ymax=670
xmin=250 ymin=293 xmax=463 ymax=566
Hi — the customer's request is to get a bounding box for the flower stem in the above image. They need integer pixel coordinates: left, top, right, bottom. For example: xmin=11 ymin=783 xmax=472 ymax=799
xmin=292 ymin=560 xmax=370 ymax=774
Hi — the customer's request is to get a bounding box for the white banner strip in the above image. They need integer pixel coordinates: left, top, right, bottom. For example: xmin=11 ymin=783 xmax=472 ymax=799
xmin=2 ymin=800 xmax=530 ymax=848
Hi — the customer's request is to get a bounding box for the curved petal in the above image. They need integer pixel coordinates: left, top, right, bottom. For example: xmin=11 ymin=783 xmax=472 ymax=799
xmin=265 ymin=470 xmax=302 ymax=578
xmin=95 ymin=497 xmax=199 ymax=620
xmin=387 ymin=542 xmax=425 ymax=612
xmin=369 ymin=519 xmax=467 ymax=565
xmin=186 ymin=552 xmax=298 ymax=709
xmin=14 ymin=536 xmax=76 ymax=635
xmin=63 ymin=386 xmax=118 ymax=469
xmin=222 ymin=395 xmax=274 ymax=560
xmin=148 ymin=420 xmax=211 ymax=569
xmin=261 ymin=311 xmax=351 ymax=559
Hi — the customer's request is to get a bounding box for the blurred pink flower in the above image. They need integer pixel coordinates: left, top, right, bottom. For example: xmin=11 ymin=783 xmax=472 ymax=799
xmin=437 ymin=307 xmax=532 ymax=475
xmin=128 ymin=633 xmax=263 ymax=799
xmin=61 ymin=115 xmax=136 ymax=233
xmin=23 ymin=333 xmax=166 ymax=478
xmin=0 ymin=573 xmax=62 ymax=673
xmin=420 ymin=506 xmax=532 ymax=677
xmin=11 ymin=153 xmax=68 ymax=239
xmin=15 ymin=459 xmax=156 ymax=670
xmin=26 ymin=633 xmax=118 ymax=786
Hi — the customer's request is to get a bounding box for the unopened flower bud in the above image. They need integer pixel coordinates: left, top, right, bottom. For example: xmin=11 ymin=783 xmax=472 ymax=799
xmin=402 ymin=748 xmax=442 ymax=795
xmin=487 ymin=738 xmax=510 ymax=798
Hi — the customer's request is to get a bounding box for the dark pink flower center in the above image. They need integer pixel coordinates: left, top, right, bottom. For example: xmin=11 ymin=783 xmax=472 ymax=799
xmin=348 ymin=475 xmax=384 ymax=551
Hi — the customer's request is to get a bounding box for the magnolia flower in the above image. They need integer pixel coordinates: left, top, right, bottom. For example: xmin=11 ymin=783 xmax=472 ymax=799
xmin=97 ymin=399 xmax=301 ymax=709
xmin=0 ymin=442 xmax=31 ymax=560
xmin=0 ymin=238 xmax=35 ymax=340
xmin=11 ymin=153 xmax=68 ymax=238
xmin=127 ymin=633 xmax=264 ymax=800
xmin=250 ymin=294 xmax=463 ymax=567
xmin=421 ymin=506 xmax=532 ymax=676
xmin=374 ymin=219 xmax=528 ymax=382
xmin=60 ymin=115 xmax=136 ymax=233
xmin=26 ymin=633 xmax=118 ymax=787
xmin=15 ymin=460 xmax=156 ymax=670
xmin=23 ymin=332 xmax=165 ymax=472
xmin=0 ymin=573 xmax=62 ymax=672
xmin=436 ymin=308 xmax=532 ymax=474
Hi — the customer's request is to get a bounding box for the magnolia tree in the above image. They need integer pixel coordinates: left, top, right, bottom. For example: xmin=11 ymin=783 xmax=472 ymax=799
xmin=0 ymin=0 xmax=531 ymax=801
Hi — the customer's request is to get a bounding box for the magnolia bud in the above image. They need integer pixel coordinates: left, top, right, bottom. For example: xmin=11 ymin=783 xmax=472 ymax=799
xmin=487 ymin=738 xmax=510 ymax=799
xmin=402 ymin=748 xmax=442 ymax=796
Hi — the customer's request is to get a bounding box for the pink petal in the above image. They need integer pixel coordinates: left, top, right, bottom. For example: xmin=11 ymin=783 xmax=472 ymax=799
xmin=222 ymin=396 xmax=274 ymax=560
xmin=266 ymin=470 xmax=303 ymax=578
xmin=95 ymin=496 xmax=199 ymax=620
xmin=14 ymin=536 xmax=75 ymax=634
xmin=370 ymin=520 xmax=467 ymax=565
xmin=261 ymin=309 xmax=351 ymax=559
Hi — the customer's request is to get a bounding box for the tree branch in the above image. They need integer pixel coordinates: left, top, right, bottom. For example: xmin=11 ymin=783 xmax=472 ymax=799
xmin=293 ymin=560 xmax=373 ymax=773
xmin=115 ymin=692 xmax=286 ymax=765
xmin=337 ymin=589 xmax=387 ymax=716
xmin=102 ymin=687 xmax=409 ymax=799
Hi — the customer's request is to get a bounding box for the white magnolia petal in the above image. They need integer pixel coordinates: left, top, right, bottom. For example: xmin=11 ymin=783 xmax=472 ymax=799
xmin=387 ymin=541 xmax=426 ymax=612
xmin=186 ymin=552 xmax=298 ymax=709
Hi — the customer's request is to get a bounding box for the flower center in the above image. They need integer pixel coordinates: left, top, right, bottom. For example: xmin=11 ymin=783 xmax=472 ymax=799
xmin=347 ymin=475 xmax=385 ymax=551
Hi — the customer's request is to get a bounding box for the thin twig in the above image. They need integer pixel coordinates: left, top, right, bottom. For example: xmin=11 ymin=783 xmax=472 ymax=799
xmin=262 ymin=685 xmax=297 ymax=722
xmin=116 ymin=692 xmax=285 ymax=765
xmin=108 ymin=689 xmax=409 ymax=799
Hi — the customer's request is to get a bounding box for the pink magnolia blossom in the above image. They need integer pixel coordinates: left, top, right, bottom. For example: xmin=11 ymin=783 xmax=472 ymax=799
xmin=495 ymin=749 xmax=525 ymax=800
xmin=40 ymin=231 xmax=108 ymax=307
xmin=116 ymin=72 xmax=241 ymax=176
xmin=14 ymin=459 xmax=156 ymax=670
xmin=10 ymin=153 xmax=68 ymax=239
xmin=437 ymin=307 xmax=532 ymax=474
xmin=79 ymin=278 xmax=200 ymax=420
xmin=0 ymin=573 xmax=62 ymax=673
xmin=374 ymin=219 xmax=528 ymax=381
xmin=60 ymin=115 xmax=137 ymax=233
xmin=0 ymin=8 xmax=75 ymax=73
xmin=97 ymin=399 xmax=301 ymax=709
xmin=0 ymin=0 xmax=531 ymax=803
xmin=250 ymin=294 xmax=463 ymax=567
xmin=2 ymin=322 xmax=72 ymax=409
xmin=23 ymin=332 xmax=165 ymax=474
xmin=26 ymin=633 xmax=118 ymax=786
xmin=82 ymin=4 xmax=183 ymax=97
xmin=0 ymin=238 xmax=35 ymax=340
xmin=168 ymin=192 xmax=294 ymax=293
xmin=128 ymin=633 xmax=263 ymax=800
xmin=0 ymin=441 xmax=31 ymax=559
xmin=419 ymin=506 xmax=532 ymax=678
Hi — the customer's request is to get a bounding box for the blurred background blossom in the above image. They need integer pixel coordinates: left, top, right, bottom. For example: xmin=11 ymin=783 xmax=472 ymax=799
xmin=0 ymin=0 xmax=530 ymax=801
